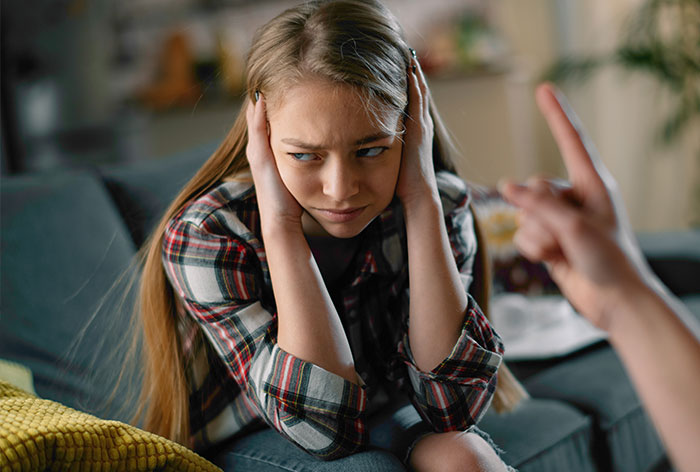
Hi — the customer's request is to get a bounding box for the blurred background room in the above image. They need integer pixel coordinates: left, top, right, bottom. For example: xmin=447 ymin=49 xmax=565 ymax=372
xmin=2 ymin=0 xmax=698 ymax=231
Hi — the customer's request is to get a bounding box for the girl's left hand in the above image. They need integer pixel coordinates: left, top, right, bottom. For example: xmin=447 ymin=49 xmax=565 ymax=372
xmin=396 ymin=57 xmax=439 ymax=208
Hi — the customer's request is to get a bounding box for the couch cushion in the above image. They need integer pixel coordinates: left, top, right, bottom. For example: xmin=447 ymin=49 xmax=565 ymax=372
xmin=0 ymin=380 xmax=221 ymax=471
xmin=680 ymin=294 xmax=700 ymax=321
xmin=0 ymin=171 xmax=140 ymax=422
xmin=367 ymin=396 xmax=594 ymax=471
xmin=523 ymin=344 xmax=665 ymax=472
xmin=479 ymin=398 xmax=595 ymax=471
xmin=638 ymin=230 xmax=700 ymax=297
xmin=100 ymin=141 xmax=214 ymax=247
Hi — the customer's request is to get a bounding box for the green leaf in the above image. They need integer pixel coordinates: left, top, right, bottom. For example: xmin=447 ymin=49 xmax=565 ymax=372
xmin=658 ymin=94 xmax=700 ymax=144
xmin=540 ymin=56 xmax=606 ymax=84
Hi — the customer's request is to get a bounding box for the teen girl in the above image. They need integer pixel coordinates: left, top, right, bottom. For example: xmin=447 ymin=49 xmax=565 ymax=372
xmin=136 ymin=1 xmax=525 ymax=470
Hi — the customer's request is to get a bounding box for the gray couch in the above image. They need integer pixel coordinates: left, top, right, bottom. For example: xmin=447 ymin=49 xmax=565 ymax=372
xmin=2 ymin=141 xmax=698 ymax=471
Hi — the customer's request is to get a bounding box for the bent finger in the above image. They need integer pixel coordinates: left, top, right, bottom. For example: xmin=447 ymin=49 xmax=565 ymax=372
xmin=515 ymin=212 xmax=561 ymax=262
xmin=501 ymin=179 xmax=597 ymax=258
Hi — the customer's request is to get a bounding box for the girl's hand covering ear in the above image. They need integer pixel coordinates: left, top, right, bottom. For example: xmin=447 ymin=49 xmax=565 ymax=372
xmin=499 ymin=83 xmax=646 ymax=331
xmin=396 ymin=57 xmax=438 ymax=207
xmin=246 ymin=95 xmax=304 ymax=233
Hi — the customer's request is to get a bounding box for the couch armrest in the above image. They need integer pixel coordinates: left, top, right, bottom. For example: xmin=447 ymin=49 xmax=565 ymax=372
xmin=637 ymin=230 xmax=700 ymax=297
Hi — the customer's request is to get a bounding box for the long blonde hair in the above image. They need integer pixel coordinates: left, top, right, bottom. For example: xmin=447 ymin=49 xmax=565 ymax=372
xmin=134 ymin=0 xmax=525 ymax=446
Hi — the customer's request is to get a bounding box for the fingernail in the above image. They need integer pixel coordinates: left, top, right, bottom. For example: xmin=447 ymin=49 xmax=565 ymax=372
xmin=409 ymin=47 xmax=417 ymax=59
xmin=254 ymin=91 xmax=260 ymax=102
xmin=412 ymin=64 xmax=416 ymax=73
xmin=498 ymin=180 xmax=523 ymax=196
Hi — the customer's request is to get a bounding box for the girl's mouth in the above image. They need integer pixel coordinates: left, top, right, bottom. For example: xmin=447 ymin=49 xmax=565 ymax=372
xmin=315 ymin=206 xmax=367 ymax=223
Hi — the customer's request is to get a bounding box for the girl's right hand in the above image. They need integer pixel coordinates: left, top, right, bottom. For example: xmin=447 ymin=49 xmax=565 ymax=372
xmin=246 ymin=94 xmax=304 ymax=235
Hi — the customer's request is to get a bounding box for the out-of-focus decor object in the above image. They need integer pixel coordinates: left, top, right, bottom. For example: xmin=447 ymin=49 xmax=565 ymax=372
xmin=490 ymin=294 xmax=607 ymax=360
xmin=421 ymin=10 xmax=507 ymax=76
xmin=139 ymin=32 xmax=202 ymax=110
xmin=1 ymin=0 xmax=118 ymax=172
xmin=471 ymin=186 xmax=558 ymax=295
xmin=454 ymin=13 xmax=507 ymax=70
xmin=216 ymin=33 xmax=245 ymax=97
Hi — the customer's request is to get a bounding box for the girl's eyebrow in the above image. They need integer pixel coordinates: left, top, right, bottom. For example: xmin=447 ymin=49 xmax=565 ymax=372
xmin=355 ymin=132 xmax=394 ymax=145
xmin=281 ymin=132 xmax=394 ymax=150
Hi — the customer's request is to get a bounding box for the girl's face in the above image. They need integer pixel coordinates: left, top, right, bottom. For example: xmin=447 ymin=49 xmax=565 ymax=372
xmin=268 ymin=79 xmax=403 ymax=239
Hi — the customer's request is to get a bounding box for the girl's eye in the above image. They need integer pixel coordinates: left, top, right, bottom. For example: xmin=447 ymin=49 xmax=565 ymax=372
xmin=289 ymin=152 xmax=317 ymax=161
xmin=357 ymin=146 xmax=387 ymax=158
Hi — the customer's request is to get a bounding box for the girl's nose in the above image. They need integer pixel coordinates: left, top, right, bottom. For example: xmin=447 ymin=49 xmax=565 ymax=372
xmin=322 ymin=158 xmax=360 ymax=202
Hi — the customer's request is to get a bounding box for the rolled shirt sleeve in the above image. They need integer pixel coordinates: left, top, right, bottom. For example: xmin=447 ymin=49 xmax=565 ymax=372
xmin=162 ymin=215 xmax=368 ymax=459
xmin=399 ymin=296 xmax=504 ymax=430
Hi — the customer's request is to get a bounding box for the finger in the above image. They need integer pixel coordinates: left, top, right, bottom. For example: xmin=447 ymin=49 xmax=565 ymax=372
xmin=407 ymin=60 xmax=423 ymax=126
xmin=501 ymin=179 xmax=594 ymax=258
xmin=515 ymin=211 xmax=561 ymax=261
xmin=535 ymin=83 xmax=608 ymax=198
xmin=513 ymin=222 xmax=560 ymax=263
xmin=501 ymin=179 xmax=571 ymax=218
xmin=245 ymin=99 xmax=258 ymax=159
xmin=250 ymin=94 xmax=268 ymax=138
xmin=246 ymin=97 xmax=255 ymax=128
xmin=525 ymin=175 xmax=555 ymax=195
xmin=413 ymin=57 xmax=431 ymax=115
xmin=246 ymin=95 xmax=272 ymax=155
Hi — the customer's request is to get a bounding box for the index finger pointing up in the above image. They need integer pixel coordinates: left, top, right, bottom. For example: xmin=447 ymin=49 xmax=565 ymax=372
xmin=535 ymin=83 xmax=608 ymax=199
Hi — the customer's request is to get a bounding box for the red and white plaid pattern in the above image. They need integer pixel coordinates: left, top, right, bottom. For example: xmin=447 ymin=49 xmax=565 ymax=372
xmin=162 ymin=172 xmax=504 ymax=459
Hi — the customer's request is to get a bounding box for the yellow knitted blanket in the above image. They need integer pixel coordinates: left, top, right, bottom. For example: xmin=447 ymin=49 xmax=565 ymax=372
xmin=0 ymin=380 xmax=222 ymax=472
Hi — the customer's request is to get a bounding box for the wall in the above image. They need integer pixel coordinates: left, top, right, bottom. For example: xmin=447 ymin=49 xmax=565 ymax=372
xmin=6 ymin=0 xmax=696 ymax=229
xmin=491 ymin=0 xmax=699 ymax=230
xmin=560 ymin=0 xmax=699 ymax=230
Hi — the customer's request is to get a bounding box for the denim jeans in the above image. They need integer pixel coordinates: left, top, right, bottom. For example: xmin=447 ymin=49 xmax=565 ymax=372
xmin=212 ymin=402 xmax=513 ymax=471
xmin=213 ymin=427 xmax=406 ymax=471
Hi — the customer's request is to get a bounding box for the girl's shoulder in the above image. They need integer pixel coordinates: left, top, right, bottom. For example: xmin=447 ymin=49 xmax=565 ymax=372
xmin=169 ymin=180 xmax=258 ymax=238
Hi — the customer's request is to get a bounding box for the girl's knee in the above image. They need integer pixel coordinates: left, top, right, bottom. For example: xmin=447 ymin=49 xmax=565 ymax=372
xmin=408 ymin=431 xmax=507 ymax=472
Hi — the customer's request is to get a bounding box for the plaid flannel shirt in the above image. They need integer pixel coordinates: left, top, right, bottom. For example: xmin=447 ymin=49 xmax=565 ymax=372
xmin=162 ymin=171 xmax=504 ymax=459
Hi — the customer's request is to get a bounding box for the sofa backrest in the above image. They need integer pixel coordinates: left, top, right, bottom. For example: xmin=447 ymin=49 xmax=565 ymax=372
xmin=100 ymin=141 xmax=214 ymax=247
xmin=1 ymin=170 xmax=141 ymax=422
xmin=637 ymin=230 xmax=700 ymax=297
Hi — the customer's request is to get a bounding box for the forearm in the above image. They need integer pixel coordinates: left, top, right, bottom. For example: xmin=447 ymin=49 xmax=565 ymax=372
xmin=404 ymin=194 xmax=469 ymax=371
xmin=608 ymin=282 xmax=700 ymax=472
xmin=263 ymin=225 xmax=357 ymax=383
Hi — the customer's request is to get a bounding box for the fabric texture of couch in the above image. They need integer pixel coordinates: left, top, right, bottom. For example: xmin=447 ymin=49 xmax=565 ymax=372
xmin=2 ymin=141 xmax=698 ymax=471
